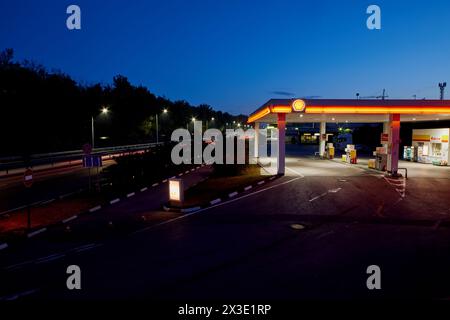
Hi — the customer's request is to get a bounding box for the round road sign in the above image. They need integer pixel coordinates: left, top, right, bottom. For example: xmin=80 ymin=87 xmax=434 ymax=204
xmin=24 ymin=168 xmax=33 ymax=188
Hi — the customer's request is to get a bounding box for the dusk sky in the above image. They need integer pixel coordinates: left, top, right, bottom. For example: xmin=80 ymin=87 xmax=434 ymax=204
xmin=1 ymin=0 xmax=450 ymax=114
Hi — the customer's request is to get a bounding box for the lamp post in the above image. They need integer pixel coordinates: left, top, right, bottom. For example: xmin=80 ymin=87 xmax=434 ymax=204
xmin=156 ymin=108 xmax=168 ymax=144
xmin=91 ymin=106 xmax=109 ymax=149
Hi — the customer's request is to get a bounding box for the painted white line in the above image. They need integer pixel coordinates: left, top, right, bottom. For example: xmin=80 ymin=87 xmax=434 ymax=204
xmin=133 ymin=176 xmax=303 ymax=235
xmin=229 ymin=191 xmax=238 ymax=198
xmin=181 ymin=206 xmax=201 ymax=213
xmin=62 ymin=215 xmax=77 ymax=223
xmin=309 ymin=192 xmax=328 ymax=202
xmin=210 ymin=198 xmax=222 ymax=205
xmin=152 ymin=183 xmax=159 ymax=187
xmin=41 ymin=198 xmax=56 ymax=205
xmin=185 ymin=170 xmax=190 ymax=174
xmin=73 ymin=243 xmax=102 ymax=253
xmin=178 ymin=173 xmax=183 ymax=176
xmin=170 ymin=176 xmax=176 ymax=179
xmin=140 ymin=187 xmax=148 ymax=192
xmin=285 ymin=166 xmax=305 ymax=177
xmin=190 ymin=168 xmax=195 ymax=172
xmin=27 ymin=228 xmax=47 ymax=238
xmin=328 ymin=187 xmax=342 ymax=193
xmin=162 ymin=179 xmax=168 ymax=183
xmin=110 ymin=198 xmax=120 ymax=205
xmin=0 ymin=243 xmax=8 ymax=251
xmin=244 ymin=185 xmax=252 ymax=191
xmin=257 ymin=180 xmax=265 ymax=185
xmin=269 ymin=176 xmax=276 ymax=180
xmin=127 ymin=192 xmax=135 ymax=198
xmin=89 ymin=205 xmax=101 ymax=213
xmin=4 ymin=260 xmax=35 ymax=271
xmin=0 ymin=288 xmax=40 ymax=301
xmin=35 ymin=253 xmax=65 ymax=264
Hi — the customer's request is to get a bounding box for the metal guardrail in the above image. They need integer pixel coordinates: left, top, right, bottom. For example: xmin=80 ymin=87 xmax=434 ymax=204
xmin=0 ymin=142 xmax=165 ymax=175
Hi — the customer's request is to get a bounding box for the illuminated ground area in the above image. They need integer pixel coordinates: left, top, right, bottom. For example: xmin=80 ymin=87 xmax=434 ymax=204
xmin=1 ymin=149 xmax=450 ymax=300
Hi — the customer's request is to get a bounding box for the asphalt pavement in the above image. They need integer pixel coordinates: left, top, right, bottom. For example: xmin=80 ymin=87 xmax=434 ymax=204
xmin=1 ymin=152 xmax=450 ymax=300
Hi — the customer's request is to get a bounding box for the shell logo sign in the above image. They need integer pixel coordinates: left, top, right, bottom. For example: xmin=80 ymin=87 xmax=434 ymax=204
xmin=292 ymin=99 xmax=306 ymax=112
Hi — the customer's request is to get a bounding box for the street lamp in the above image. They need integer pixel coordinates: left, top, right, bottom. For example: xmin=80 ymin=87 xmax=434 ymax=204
xmin=91 ymin=106 xmax=109 ymax=149
xmin=156 ymin=108 xmax=168 ymax=144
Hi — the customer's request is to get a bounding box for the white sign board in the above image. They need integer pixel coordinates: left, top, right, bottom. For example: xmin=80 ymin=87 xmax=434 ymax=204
xmin=169 ymin=178 xmax=184 ymax=203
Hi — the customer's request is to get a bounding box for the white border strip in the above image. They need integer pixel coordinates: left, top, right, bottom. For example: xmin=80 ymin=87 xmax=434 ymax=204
xmin=89 ymin=205 xmax=101 ymax=213
xmin=229 ymin=191 xmax=238 ymax=198
xmin=181 ymin=206 xmax=201 ymax=213
xmin=62 ymin=215 xmax=77 ymax=224
xmin=27 ymin=228 xmax=47 ymax=238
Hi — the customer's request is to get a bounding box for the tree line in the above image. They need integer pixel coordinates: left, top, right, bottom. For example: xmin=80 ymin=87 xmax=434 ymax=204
xmin=0 ymin=48 xmax=247 ymax=157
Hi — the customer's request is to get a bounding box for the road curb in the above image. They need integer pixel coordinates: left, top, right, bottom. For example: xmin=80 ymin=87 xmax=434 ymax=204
xmin=27 ymin=228 xmax=47 ymax=238
xmin=1 ymin=164 xmax=209 ymax=250
xmin=162 ymin=174 xmax=278 ymax=213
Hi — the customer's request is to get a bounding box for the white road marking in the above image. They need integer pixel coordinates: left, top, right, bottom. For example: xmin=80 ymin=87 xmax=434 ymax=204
xmin=0 ymin=288 xmax=40 ymax=301
xmin=0 ymin=243 xmax=8 ymax=251
xmin=285 ymin=166 xmax=305 ymax=177
xmin=89 ymin=205 xmax=101 ymax=212
xmin=244 ymin=185 xmax=252 ymax=191
xmin=309 ymin=192 xmax=328 ymax=202
xmin=229 ymin=192 xmax=238 ymax=198
xmin=73 ymin=243 xmax=103 ymax=253
xmin=35 ymin=253 xmax=65 ymax=264
xmin=210 ymin=198 xmax=221 ymax=205
xmin=152 ymin=183 xmax=159 ymax=187
xmin=110 ymin=198 xmax=120 ymax=205
xmin=132 ymin=176 xmax=303 ymax=235
xmin=127 ymin=192 xmax=135 ymax=198
xmin=62 ymin=215 xmax=77 ymax=223
xmin=27 ymin=228 xmax=47 ymax=238
xmin=140 ymin=187 xmax=148 ymax=192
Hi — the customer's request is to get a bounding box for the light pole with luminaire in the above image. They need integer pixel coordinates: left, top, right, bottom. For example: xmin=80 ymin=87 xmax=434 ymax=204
xmin=156 ymin=108 xmax=168 ymax=144
xmin=91 ymin=106 xmax=109 ymax=149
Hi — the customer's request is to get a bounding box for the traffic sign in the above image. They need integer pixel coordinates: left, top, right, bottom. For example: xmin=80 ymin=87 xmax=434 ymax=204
xmin=83 ymin=155 xmax=103 ymax=168
xmin=83 ymin=143 xmax=93 ymax=155
xmin=23 ymin=168 xmax=33 ymax=188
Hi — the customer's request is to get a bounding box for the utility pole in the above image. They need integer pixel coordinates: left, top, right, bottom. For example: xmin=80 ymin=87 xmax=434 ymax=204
xmin=156 ymin=113 xmax=159 ymax=144
xmin=439 ymin=82 xmax=447 ymax=100
xmin=91 ymin=116 xmax=95 ymax=149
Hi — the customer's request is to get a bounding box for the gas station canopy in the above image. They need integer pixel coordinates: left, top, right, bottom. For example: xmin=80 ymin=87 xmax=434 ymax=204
xmin=248 ymin=99 xmax=450 ymax=124
xmin=247 ymin=98 xmax=450 ymax=176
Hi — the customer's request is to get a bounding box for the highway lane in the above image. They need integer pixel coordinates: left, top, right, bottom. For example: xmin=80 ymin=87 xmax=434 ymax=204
xmin=2 ymin=159 xmax=450 ymax=300
xmin=0 ymin=159 xmax=116 ymax=215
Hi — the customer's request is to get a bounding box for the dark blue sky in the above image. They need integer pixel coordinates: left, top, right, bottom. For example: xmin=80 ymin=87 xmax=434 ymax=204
xmin=1 ymin=0 xmax=450 ymax=114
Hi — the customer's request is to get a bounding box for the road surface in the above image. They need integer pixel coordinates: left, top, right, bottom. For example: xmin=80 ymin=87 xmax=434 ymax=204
xmin=1 ymin=156 xmax=450 ymax=300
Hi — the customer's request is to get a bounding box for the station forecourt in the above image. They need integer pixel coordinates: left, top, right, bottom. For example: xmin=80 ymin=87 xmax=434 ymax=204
xmin=247 ymin=98 xmax=450 ymax=177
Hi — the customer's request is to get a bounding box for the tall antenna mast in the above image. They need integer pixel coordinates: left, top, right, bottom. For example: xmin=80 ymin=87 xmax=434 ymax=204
xmin=439 ymin=82 xmax=447 ymax=100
